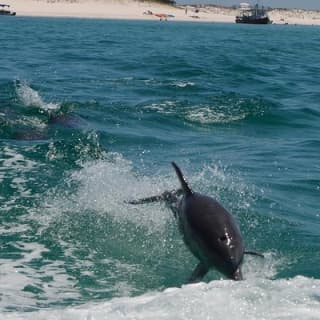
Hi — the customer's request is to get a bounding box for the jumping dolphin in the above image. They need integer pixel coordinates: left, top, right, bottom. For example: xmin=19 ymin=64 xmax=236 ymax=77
xmin=128 ymin=162 xmax=263 ymax=282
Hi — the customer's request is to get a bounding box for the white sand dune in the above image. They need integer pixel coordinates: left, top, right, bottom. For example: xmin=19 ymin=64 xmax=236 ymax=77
xmin=5 ymin=0 xmax=320 ymax=25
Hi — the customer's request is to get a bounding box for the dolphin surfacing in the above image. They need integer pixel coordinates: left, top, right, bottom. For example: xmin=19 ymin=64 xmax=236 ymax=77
xmin=128 ymin=162 xmax=263 ymax=282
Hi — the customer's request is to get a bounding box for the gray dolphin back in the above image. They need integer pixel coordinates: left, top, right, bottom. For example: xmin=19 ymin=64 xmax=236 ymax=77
xmin=171 ymin=162 xmax=193 ymax=196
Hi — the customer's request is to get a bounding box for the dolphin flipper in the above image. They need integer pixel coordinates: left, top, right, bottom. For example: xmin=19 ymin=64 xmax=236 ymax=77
xmin=188 ymin=263 xmax=209 ymax=283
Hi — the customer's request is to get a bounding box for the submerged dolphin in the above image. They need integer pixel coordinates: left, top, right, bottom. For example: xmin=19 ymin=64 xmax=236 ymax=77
xmin=9 ymin=113 xmax=85 ymax=141
xmin=129 ymin=162 xmax=263 ymax=282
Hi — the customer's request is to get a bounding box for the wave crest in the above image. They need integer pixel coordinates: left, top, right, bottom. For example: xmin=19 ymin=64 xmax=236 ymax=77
xmin=15 ymin=82 xmax=61 ymax=113
xmin=3 ymin=277 xmax=320 ymax=320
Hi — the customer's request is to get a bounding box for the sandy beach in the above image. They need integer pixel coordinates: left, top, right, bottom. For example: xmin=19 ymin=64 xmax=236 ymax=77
xmin=5 ymin=0 xmax=320 ymax=25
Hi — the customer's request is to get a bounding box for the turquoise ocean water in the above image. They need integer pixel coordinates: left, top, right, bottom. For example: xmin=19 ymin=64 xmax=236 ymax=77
xmin=0 ymin=17 xmax=320 ymax=318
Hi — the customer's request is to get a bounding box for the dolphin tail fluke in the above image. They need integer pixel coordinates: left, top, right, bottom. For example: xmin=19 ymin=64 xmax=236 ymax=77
xmin=171 ymin=162 xmax=193 ymax=196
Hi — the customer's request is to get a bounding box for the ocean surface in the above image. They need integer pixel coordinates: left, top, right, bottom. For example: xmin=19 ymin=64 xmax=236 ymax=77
xmin=0 ymin=16 xmax=319 ymax=319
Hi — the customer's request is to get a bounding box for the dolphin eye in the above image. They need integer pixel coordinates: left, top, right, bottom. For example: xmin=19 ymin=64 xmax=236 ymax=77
xmin=219 ymin=235 xmax=228 ymax=242
xmin=218 ymin=234 xmax=232 ymax=246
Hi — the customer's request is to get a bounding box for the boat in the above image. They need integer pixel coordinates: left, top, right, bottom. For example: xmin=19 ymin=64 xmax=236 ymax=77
xmin=0 ymin=4 xmax=16 ymax=16
xmin=235 ymin=2 xmax=271 ymax=24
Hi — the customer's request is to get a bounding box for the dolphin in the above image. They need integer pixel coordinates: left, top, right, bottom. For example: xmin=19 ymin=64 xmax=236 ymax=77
xmin=128 ymin=162 xmax=263 ymax=282
xmin=8 ymin=113 xmax=85 ymax=141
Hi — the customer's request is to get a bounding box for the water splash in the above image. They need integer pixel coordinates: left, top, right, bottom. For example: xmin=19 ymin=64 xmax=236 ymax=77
xmin=15 ymin=82 xmax=61 ymax=113
xmin=37 ymin=153 xmax=176 ymax=232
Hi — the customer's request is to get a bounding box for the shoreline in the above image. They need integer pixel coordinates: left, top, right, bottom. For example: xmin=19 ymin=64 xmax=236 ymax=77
xmin=5 ymin=0 xmax=320 ymax=25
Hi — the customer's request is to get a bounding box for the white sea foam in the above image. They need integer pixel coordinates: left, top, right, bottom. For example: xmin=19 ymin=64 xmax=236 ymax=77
xmin=0 ymin=146 xmax=39 ymax=205
xmin=144 ymin=101 xmax=178 ymax=115
xmin=0 ymin=242 xmax=80 ymax=312
xmin=186 ymin=106 xmax=248 ymax=124
xmin=2 ymin=276 xmax=320 ymax=320
xmin=143 ymin=101 xmax=250 ymax=124
xmin=0 ymin=146 xmax=37 ymax=171
xmin=172 ymin=81 xmax=195 ymax=88
xmin=0 ymin=150 xmax=79 ymax=311
xmin=16 ymin=82 xmax=61 ymax=112
xmin=15 ymin=115 xmax=48 ymax=130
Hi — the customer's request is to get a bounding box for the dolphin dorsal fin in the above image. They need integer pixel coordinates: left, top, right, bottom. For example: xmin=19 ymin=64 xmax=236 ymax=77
xmin=171 ymin=162 xmax=193 ymax=196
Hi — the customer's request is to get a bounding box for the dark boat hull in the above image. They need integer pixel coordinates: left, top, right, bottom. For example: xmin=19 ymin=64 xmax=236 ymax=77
xmin=0 ymin=10 xmax=16 ymax=16
xmin=236 ymin=16 xmax=270 ymax=24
